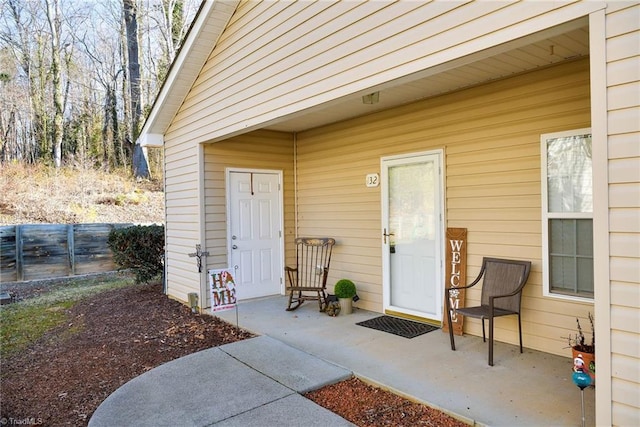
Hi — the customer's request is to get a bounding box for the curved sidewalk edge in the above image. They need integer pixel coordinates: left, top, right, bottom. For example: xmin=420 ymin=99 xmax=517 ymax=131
xmin=89 ymin=336 xmax=354 ymax=427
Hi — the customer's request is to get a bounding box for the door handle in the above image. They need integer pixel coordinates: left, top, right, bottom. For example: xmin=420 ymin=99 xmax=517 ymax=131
xmin=383 ymin=228 xmax=395 ymax=244
xmin=232 ymin=245 xmax=238 ymax=250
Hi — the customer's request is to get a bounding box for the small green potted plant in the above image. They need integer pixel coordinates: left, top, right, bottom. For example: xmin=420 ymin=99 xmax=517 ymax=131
xmin=334 ymin=279 xmax=357 ymax=315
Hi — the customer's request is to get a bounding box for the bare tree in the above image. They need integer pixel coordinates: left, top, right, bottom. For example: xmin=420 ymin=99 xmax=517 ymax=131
xmin=0 ymin=69 xmax=17 ymax=162
xmin=123 ymin=0 xmax=141 ymax=137
xmin=123 ymin=0 xmax=150 ymax=179
xmin=1 ymin=0 xmax=49 ymax=162
xmin=0 ymin=0 xmax=198 ymax=169
xmin=141 ymin=0 xmax=197 ymax=88
xmin=44 ymin=0 xmax=64 ymax=167
xmin=156 ymin=0 xmax=184 ymax=81
xmin=74 ymin=2 xmax=125 ymax=169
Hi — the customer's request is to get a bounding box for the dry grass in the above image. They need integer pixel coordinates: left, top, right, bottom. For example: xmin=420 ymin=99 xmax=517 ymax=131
xmin=0 ymin=163 xmax=164 ymax=225
xmin=1 ymin=273 xmax=134 ymax=359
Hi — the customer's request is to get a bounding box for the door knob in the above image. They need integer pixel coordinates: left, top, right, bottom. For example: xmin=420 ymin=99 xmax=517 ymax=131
xmin=383 ymin=228 xmax=395 ymax=244
xmin=232 ymin=245 xmax=238 ymax=249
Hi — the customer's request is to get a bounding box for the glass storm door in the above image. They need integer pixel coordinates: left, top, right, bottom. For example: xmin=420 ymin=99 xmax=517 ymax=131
xmin=228 ymin=171 xmax=283 ymax=300
xmin=382 ymin=151 xmax=443 ymax=321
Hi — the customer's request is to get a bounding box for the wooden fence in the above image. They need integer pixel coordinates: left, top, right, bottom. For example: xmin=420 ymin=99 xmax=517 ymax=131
xmin=0 ymin=223 xmax=133 ymax=283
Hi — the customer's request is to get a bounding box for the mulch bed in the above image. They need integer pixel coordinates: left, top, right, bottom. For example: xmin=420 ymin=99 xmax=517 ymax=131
xmin=306 ymin=378 xmax=467 ymax=427
xmin=1 ymin=282 xmax=254 ymax=426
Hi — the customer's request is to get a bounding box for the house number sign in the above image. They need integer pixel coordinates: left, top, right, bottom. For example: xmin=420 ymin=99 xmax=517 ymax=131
xmin=365 ymin=173 xmax=379 ymax=187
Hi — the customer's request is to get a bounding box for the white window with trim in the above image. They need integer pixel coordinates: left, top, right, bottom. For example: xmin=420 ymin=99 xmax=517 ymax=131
xmin=541 ymin=128 xmax=593 ymax=300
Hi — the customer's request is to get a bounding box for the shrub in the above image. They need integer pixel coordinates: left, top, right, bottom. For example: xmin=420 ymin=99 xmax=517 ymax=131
xmin=108 ymin=225 xmax=165 ymax=284
xmin=334 ymin=279 xmax=356 ymax=299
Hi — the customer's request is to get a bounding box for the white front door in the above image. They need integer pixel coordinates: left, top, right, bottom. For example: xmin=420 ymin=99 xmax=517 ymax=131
xmin=228 ymin=170 xmax=283 ymax=300
xmin=381 ymin=151 xmax=444 ymax=321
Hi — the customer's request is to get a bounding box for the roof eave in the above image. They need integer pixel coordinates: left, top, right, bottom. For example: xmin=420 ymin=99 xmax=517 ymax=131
xmin=138 ymin=0 xmax=240 ymax=147
xmin=138 ymin=133 xmax=164 ymax=148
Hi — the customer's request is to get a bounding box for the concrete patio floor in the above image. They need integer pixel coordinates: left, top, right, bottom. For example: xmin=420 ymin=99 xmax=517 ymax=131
xmin=216 ymin=296 xmax=595 ymax=426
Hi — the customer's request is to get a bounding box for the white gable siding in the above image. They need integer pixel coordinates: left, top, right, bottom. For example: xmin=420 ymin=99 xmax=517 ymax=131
xmin=604 ymin=3 xmax=640 ymax=424
xmin=165 ymin=0 xmax=602 ymax=146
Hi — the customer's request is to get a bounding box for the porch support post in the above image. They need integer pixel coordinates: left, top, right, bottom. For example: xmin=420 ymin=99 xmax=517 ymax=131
xmin=197 ymin=142 xmax=208 ymax=313
xmin=589 ymin=9 xmax=611 ymax=426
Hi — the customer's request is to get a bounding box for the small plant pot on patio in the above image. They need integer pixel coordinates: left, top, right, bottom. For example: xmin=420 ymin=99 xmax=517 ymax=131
xmin=567 ymin=312 xmax=595 ymax=385
xmin=334 ymin=279 xmax=357 ymax=315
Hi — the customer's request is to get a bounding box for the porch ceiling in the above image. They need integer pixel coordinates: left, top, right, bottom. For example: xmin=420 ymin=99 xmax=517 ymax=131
xmin=265 ymin=18 xmax=589 ymax=133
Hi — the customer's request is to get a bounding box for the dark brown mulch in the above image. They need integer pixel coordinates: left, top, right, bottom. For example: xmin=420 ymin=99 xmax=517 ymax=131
xmin=306 ymin=377 xmax=468 ymax=427
xmin=1 ymin=282 xmax=254 ymax=426
xmin=1 ymin=281 xmax=469 ymax=426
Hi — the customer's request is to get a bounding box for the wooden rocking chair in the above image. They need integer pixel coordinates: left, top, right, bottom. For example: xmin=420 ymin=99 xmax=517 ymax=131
xmin=446 ymin=257 xmax=531 ymax=366
xmin=285 ymin=237 xmax=335 ymax=311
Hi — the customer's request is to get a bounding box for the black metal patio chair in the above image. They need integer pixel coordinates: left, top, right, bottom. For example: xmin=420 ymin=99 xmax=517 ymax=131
xmin=446 ymin=257 xmax=532 ymax=366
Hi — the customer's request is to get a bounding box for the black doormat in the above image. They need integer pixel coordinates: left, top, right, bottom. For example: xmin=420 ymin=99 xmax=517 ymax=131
xmin=356 ymin=315 xmax=438 ymax=339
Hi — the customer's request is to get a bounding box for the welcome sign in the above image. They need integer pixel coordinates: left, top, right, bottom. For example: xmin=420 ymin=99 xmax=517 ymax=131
xmin=209 ymin=269 xmax=237 ymax=313
xmin=442 ymin=228 xmax=467 ymax=336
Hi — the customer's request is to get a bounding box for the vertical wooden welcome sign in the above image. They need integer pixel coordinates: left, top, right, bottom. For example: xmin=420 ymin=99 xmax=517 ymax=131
xmin=442 ymin=228 xmax=467 ymax=336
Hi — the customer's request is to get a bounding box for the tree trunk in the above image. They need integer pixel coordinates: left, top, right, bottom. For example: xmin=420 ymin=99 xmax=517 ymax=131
xmin=45 ymin=0 xmax=65 ymax=168
xmin=157 ymin=0 xmax=184 ymax=80
xmin=123 ymin=0 xmax=149 ymax=179
xmin=6 ymin=0 xmax=48 ymax=163
xmin=120 ymin=8 xmax=131 ymax=169
xmin=102 ymin=84 xmax=113 ymax=170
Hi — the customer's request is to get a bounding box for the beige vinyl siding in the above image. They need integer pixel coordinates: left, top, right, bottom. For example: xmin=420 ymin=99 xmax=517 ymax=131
xmin=163 ymin=137 xmax=201 ymax=303
xmin=153 ymin=1 xmax=640 ymax=423
xmin=164 ymin=1 xmax=600 ymax=147
xmin=605 ymin=3 xmax=640 ymax=424
xmin=201 ymin=130 xmax=294 ymax=309
xmin=294 ymin=58 xmax=591 ymax=356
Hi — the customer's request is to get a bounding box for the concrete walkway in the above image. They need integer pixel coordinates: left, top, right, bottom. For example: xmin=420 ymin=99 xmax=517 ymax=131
xmin=91 ymin=295 xmax=595 ymax=426
xmin=89 ymin=336 xmax=354 ymax=426
xmin=216 ymin=296 xmax=595 ymax=427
